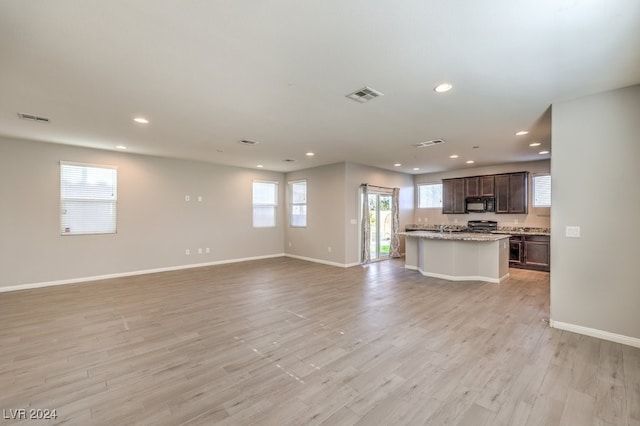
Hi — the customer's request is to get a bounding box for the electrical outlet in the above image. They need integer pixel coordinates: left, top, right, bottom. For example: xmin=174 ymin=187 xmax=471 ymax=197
xmin=417 ymin=218 xmax=422 ymax=222
xmin=327 ymin=247 xmax=332 ymax=253
xmin=205 ymin=248 xmax=210 ymax=253
xmin=288 ymin=242 xmax=292 ymax=247
xmin=185 ymin=249 xmax=190 ymax=255
xmin=198 ymin=196 xmax=203 ymax=202
xmin=198 ymin=248 xmax=202 ymax=254
xmin=185 ymin=195 xmax=190 ymax=202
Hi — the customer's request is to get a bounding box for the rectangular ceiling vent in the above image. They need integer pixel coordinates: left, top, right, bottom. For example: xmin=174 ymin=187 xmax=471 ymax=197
xmin=18 ymin=112 xmax=50 ymax=123
xmin=238 ymin=139 xmax=259 ymax=146
xmin=346 ymin=86 xmax=384 ymax=103
xmin=413 ymin=139 xmax=445 ymax=148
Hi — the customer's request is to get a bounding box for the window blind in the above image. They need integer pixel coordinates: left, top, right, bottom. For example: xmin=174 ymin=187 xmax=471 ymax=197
xmin=60 ymin=161 xmax=118 ymax=235
xmin=533 ymin=174 xmax=551 ymax=207
xmin=252 ymin=180 xmax=278 ymax=227
xmin=418 ymin=183 xmax=443 ymax=208
xmin=290 ymin=180 xmax=307 ymax=227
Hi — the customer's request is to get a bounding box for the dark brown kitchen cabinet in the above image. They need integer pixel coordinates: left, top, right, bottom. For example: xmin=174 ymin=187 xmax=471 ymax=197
xmin=509 ymin=234 xmax=550 ymax=271
xmin=465 ymin=175 xmax=494 ymax=197
xmin=480 ymin=175 xmax=495 ymax=196
xmin=495 ymin=172 xmax=528 ymax=214
xmin=465 ymin=177 xmax=480 ymax=197
xmin=442 ymin=178 xmax=466 ymax=214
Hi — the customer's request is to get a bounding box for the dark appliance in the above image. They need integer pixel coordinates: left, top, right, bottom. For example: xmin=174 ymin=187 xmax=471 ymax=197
xmin=465 ymin=220 xmax=498 ymax=233
xmin=465 ymin=197 xmax=495 ymax=213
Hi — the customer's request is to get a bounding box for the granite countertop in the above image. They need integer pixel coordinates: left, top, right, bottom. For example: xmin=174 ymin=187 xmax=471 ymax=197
xmin=404 ymin=224 xmax=550 ymax=237
xmin=398 ymin=231 xmax=511 ymax=242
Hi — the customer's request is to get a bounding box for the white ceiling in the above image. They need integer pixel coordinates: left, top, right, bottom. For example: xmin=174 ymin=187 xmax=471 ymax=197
xmin=1 ymin=1 xmax=639 ymax=174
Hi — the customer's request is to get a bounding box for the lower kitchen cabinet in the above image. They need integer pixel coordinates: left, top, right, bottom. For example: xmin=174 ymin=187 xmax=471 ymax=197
xmin=509 ymin=235 xmax=550 ymax=271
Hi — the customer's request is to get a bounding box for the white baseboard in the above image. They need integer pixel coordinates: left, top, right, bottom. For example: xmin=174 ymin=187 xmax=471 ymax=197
xmin=0 ymin=253 xmax=285 ymax=293
xmin=417 ymin=268 xmax=507 ymax=284
xmin=284 ymin=253 xmax=357 ymax=268
xmin=550 ymin=320 xmax=640 ymax=349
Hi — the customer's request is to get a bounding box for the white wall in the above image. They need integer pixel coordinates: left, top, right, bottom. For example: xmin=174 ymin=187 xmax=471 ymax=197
xmin=413 ymin=160 xmax=551 ymax=228
xmin=0 ymin=137 xmax=285 ymax=288
xmin=551 ymin=84 xmax=640 ymax=341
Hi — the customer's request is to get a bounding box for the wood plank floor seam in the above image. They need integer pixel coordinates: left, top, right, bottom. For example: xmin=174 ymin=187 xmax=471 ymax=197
xmin=0 ymin=257 xmax=638 ymax=425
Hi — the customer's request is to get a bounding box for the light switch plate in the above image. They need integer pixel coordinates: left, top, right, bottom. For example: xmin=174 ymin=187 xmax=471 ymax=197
xmin=565 ymin=226 xmax=581 ymax=238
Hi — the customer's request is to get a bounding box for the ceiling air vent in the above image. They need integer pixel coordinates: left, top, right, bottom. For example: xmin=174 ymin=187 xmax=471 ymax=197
xmin=18 ymin=113 xmax=50 ymax=123
xmin=238 ymin=139 xmax=258 ymax=146
xmin=346 ymin=86 xmax=384 ymax=103
xmin=283 ymin=159 xmax=296 ymax=163
xmin=413 ymin=139 xmax=445 ymax=148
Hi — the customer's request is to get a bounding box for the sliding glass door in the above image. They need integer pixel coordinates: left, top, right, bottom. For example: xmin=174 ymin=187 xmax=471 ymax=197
xmin=368 ymin=193 xmax=392 ymax=261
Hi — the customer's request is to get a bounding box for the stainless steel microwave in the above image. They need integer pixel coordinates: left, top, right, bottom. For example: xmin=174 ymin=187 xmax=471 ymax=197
xmin=465 ymin=197 xmax=495 ymax=213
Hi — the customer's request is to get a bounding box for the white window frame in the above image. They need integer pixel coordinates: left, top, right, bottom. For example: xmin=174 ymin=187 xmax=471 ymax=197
xmin=289 ymin=180 xmax=307 ymax=228
xmin=60 ymin=161 xmax=118 ymax=235
xmin=417 ymin=183 xmax=443 ymax=208
xmin=252 ymin=180 xmax=278 ymax=228
xmin=532 ymin=174 xmax=551 ymax=207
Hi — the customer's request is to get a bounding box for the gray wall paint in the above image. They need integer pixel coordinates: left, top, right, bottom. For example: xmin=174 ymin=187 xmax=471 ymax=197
xmin=0 ymin=137 xmax=285 ymax=287
xmin=414 ymin=160 xmax=551 ymax=228
xmin=284 ymin=162 xmax=346 ymax=264
xmin=285 ymin=162 xmax=414 ymax=266
xmin=551 ymin=84 xmax=640 ymax=339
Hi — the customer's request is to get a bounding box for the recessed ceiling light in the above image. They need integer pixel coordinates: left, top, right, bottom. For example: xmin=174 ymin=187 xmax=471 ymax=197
xmin=539 ymin=150 xmax=550 ymax=155
xmin=115 ymin=145 xmax=127 ymax=150
xmin=133 ymin=117 xmax=149 ymax=124
xmin=529 ymin=142 xmax=541 ymax=147
xmin=305 ymin=152 xmax=315 ymax=157
xmin=466 ymin=160 xmax=474 ymax=164
xmin=449 ymin=154 xmax=459 ymax=159
xmin=434 ymin=83 xmax=453 ymax=93
xmin=515 ymin=130 xmax=528 ymax=136
xmin=257 ymin=164 xmax=264 ymax=168
xmin=394 ymin=163 xmax=402 ymax=167
xmin=413 ymin=167 xmax=420 ymax=171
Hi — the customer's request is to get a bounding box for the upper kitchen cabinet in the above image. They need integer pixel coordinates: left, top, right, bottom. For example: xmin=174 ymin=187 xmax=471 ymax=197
xmin=465 ymin=177 xmax=480 ymax=197
xmin=466 ymin=175 xmax=495 ymax=197
xmin=443 ymin=178 xmax=466 ymax=214
xmin=480 ymin=175 xmax=495 ymax=196
xmin=495 ymin=172 xmax=528 ymax=214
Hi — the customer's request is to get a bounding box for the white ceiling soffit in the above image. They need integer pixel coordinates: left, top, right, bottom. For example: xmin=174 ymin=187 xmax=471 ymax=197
xmin=0 ymin=1 xmax=639 ymax=173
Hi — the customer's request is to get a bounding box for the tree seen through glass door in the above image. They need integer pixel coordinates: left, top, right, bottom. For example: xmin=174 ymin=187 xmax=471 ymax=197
xmin=368 ymin=193 xmax=392 ymax=260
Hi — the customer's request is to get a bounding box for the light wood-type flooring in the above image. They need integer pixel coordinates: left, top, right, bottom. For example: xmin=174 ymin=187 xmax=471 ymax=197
xmin=1 ymin=257 xmax=639 ymax=425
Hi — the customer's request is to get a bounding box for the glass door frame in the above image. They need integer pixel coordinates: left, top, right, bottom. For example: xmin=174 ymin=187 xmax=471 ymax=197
xmin=367 ymin=192 xmax=393 ymax=262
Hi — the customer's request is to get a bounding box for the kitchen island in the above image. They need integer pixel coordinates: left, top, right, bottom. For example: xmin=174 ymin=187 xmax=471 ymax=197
xmin=399 ymin=231 xmax=511 ymax=283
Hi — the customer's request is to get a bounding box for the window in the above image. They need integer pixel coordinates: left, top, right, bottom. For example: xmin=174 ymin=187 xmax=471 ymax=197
xmin=418 ymin=183 xmax=443 ymax=208
xmin=253 ymin=180 xmax=278 ymax=227
xmin=289 ymin=180 xmax=307 ymax=227
xmin=533 ymin=174 xmax=551 ymax=207
xmin=60 ymin=161 xmax=117 ymax=235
